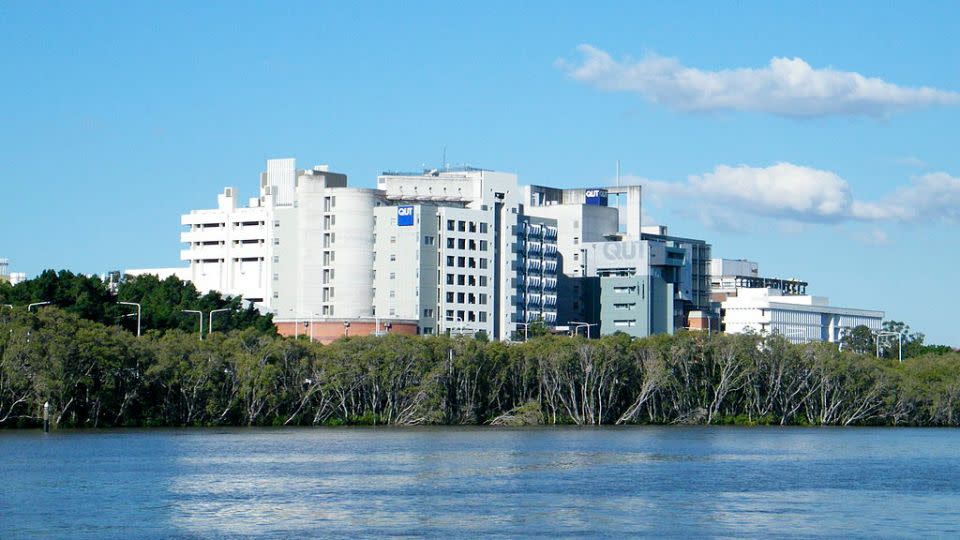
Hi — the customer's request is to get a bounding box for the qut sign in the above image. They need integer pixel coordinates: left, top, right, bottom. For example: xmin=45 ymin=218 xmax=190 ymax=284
xmin=585 ymin=189 xmax=608 ymax=206
xmin=397 ymin=206 xmax=414 ymax=226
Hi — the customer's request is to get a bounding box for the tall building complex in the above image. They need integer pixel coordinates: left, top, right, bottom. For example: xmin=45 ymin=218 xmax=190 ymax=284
xmin=126 ymin=156 xmax=885 ymax=346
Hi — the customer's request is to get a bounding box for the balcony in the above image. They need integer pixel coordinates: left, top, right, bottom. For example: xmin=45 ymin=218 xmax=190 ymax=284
xmin=181 ymin=229 xmax=227 ymax=243
xmin=180 ymin=245 xmax=226 ymax=261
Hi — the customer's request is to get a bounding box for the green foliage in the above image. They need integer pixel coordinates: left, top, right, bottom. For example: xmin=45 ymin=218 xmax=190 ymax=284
xmin=1 ymin=301 xmax=959 ymax=429
xmin=0 ymin=271 xmax=274 ymax=336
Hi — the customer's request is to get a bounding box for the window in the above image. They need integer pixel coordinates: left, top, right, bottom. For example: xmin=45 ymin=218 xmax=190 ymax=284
xmin=272 ymin=291 xmax=279 ymax=298
xmin=389 ymin=272 xmax=396 ymax=280
xmin=447 ymin=219 xmax=455 ymax=231
xmin=478 ymin=312 xmax=487 ymax=323
xmin=458 ymin=238 xmax=466 ymax=249
xmin=390 ymin=254 xmax=396 ymax=262
xmin=446 ymin=292 xmax=454 ymax=303
xmin=479 ymin=222 xmax=488 ymax=233
xmin=424 ymin=236 xmax=435 ymax=245
xmin=458 ymin=220 xmax=466 ymax=232
xmin=389 ymin=308 xmax=396 ymax=316
xmin=423 ymin=308 xmax=434 ymax=318
xmin=479 ymin=293 xmax=487 ymax=305
xmin=446 ymin=274 xmax=454 ymax=285
xmin=469 ymin=222 xmax=477 ymax=233
xmin=573 ymin=237 xmax=579 ymax=245
xmin=272 ymin=238 xmax=280 ymax=245
xmin=479 ymin=276 xmax=488 ymax=286
xmin=457 ymin=292 xmax=465 ymax=303
xmin=423 ymin=327 xmax=433 ymax=335
xmin=457 ymin=256 xmax=466 ymax=268
xmin=447 ymin=256 xmax=455 ymax=267
xmin=468 ymin=257 xmax=476 ymax=269
xmin=447 ymin=238 xmax=455 ymax=249
xmin=613 ymin=303 xmax=636 ymax=310
xmin=479 ymin=258 xmax=488 ymax=269
xmin=390 ymin=236 xmax=396 ymax=244
xmin=273 ymin=220 xmax=280 ymax=227
xmin=573 ymin=253 xmax=579 ymax=261
xmin=272 ymin=273 xmax=279 ymax=281
xmin=457 ymin=275 xmax=466 ymax=285
xmin=479 ymin=240 xmax=487 ymax=251
xmin=390 ymin=290 xmax=395 ymax=298
xmin=272 ymin=256 xmax=279 ymax=263
xmin=614 ymin=320 xmax=637 ymax=328
xmin=613 ymin=286 xmax=637 ymax=294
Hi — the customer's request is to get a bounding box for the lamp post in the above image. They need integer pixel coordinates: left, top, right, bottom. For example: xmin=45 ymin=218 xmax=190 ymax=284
xmin=309 ymin=313 xmax=322 ymax=343
xmin=445 ymin=316 xmax=464 ymax=336
xmin=569 ymin=321 xmax=597 ymax=339
xmin=27 ymin=301 xmax=51 ymax=312
xmin=360 ymin=315 xmax=382 ymax=337
xmin=516 ymin=322 xmax=530 ymax=342
xmin=876 ymin=331 xmax=904 ymax=363
xmin=182 ymin=310 xmax=203 ymax=340
xmin=118 ymin=301 xmax=141 ymax=337
xmin=208 ymin=308 xmax=231 ymax=336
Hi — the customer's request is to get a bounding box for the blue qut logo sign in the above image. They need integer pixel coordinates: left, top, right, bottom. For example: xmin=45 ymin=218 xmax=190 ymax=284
xmin=397 ymin=206 xmax=414 ymax=226
xmin=585 ymin=189 xmax=608 ymax=206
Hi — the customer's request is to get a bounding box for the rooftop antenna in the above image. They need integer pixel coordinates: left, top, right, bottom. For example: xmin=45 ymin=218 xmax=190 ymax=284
xmin=442 ymin=146 xmax=447 ymax=171
xmin=616 ymin=159 xmax=621 ymax=188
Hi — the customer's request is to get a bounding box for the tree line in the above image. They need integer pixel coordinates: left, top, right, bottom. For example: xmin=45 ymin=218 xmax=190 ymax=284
xmin=2 ymin=305 xmax=959 ymax=429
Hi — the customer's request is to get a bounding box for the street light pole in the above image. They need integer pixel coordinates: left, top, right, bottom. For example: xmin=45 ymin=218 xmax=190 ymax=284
xmin=876 ymin=331 xmax=904 ymax=363
xmin=182 ymin=310 xmax=203 ymax=341
xmin=27 ymin=301 xmax=51 ymax=312
xmin=208 ymin=308 xmax=231 ymax=336
xmin=118 ymin=301 xmax=141 ymax=337
xmin=360 ymin=315 xmax=382 ymax=336
xmin=516 ymin=322 xmax=530 ymax=341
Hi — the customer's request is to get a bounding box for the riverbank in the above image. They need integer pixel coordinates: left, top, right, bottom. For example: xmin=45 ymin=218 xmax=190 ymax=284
xmin=3 ymin=307 xmax=960 ymax=429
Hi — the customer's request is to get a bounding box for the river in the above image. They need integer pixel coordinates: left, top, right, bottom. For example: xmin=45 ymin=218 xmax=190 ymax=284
xmin=1 ymin=426 xmax=959 ymax=538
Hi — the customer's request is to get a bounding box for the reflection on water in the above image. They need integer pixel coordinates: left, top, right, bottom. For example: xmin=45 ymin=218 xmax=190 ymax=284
xmin=2 ymin=427 xmax=960 ymax=538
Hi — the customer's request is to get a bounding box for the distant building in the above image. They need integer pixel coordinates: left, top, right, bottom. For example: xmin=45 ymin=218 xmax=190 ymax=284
xmin=721 ymin=287 xmax=883 ymax=344
xmin=710 ymin=258 xmax=807 ymax=302
xmin=0 ymin=259 xmax=27 ymax=286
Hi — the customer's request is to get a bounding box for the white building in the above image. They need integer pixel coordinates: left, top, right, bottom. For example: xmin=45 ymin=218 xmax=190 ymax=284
xmin=710 ymin=258 xmax=807 ymax=299
xmin=721 ymin=287 xmax=883 ymax=344
xmin=131 ymin=158 xmax=392 ymax=330
xmin=373 ymin=204 xmax=495 ymax=336
xmin=373 ymin=167 xmax=558 ymax=340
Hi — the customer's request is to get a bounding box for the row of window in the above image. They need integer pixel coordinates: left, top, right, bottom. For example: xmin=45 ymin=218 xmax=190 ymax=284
xmin=445 ymin=237 xmax=489 ymax=251
xmin=446 ymin=220 xmax=488 ymax=233
xmin=444 ymin=291 xmax=488 ymax=305
xmin=445 ymin=256 xmax=488 ymax=269
xmin=446 ymin=274 xmax=487 ymax=286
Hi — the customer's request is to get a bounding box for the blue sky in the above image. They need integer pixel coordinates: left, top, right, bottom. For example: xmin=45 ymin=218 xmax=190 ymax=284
xmin=2 ymin=2 xmax=958 ymax=344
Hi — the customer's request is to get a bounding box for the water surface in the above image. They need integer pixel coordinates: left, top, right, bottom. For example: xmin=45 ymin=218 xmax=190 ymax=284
xmin=1 ymin=426 xmax=959 ymax=538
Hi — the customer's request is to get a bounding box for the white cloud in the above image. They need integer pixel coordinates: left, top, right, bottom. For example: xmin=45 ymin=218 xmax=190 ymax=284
xmin=855 ymin=172 xmax=960 ymax=222
xmin=558 ymin=45 xmax=960 ymax=117
xmin=632 ymin=164 xmax=960 ymax=227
